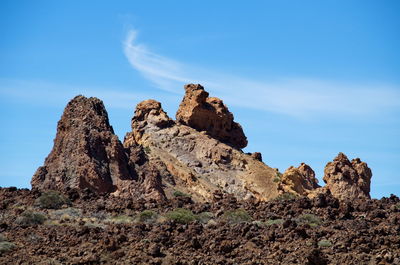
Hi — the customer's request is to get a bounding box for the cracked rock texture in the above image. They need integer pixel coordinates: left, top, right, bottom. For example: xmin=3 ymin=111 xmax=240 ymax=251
xmin=124 ymin=98 xmax=280 ymax=202
xmin=31 ymin=96 xmax=134 ymax=194
xmin=176 ymin=84 xmax=247 ymax=149
xmin=31 ymin=96 xmax=166 ymax=201
xmin=31 ymin=85 xmax=373 ymax=203
xmin=323 ymin=152 xmax=372 ymax=201
xmin=281 ymin=163 xmax=320 ymax=196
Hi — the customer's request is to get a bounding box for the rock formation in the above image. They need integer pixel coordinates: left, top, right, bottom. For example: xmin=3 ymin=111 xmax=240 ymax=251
xmin=176 ymin=84 xmax=247 ymax=149
xmin=124 ymin=97 xmax=280 ymax=201
xmin=323 ymin=152 xmax=372 ymax=201
xmin=32 ymin=96 xmax=134 ymax=193
xmin=31 ymin=96 xmax=166 ymax=201
xmin=281 ymin=163 xmax=320 ymax=196
xmin=31 ymin=85 xmax=373 ymax=203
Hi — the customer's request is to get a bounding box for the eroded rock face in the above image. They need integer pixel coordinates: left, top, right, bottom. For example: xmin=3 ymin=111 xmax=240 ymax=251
xmin=124 ymin=99 xmax=280 ymax=202
xmin=31 ymin=87 xmax=375 ymax=204
xmin=176 ymin=84 xmax=247 ymax=149
xmin=31 ymin=95 xmax=134 ymax=193
xmin=323 ymin=153 xmax=372 ymax=201
xmin=281 ymin=163 xmax=320 ymax=196
xmin=31 ymin=96 xmax=166 ymax=201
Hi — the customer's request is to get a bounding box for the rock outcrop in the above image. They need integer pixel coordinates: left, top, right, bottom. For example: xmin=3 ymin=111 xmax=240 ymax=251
xmin=323 ymin=153 xmax=372 ymax=201
xmin=31 ymin=84 xmax=374 ymax=203
xmin=176 ymin=84 xmax=247 ymax=149
xmin=32 ymin=96 xmax=134 ymax=193
xmin=124 ymin=97 xmax=280 ymax=202
xmin=281 ymin=163 xmax=320 ymax=196
xmin=31 ymin=96 xmax=166 ymax=201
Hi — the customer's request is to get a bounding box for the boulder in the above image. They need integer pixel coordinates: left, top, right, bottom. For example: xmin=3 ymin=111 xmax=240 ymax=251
xmin=323 ymin=152 xmax=372 ymax=201
xmin=281 ymin=163 xmax=320 ymax=196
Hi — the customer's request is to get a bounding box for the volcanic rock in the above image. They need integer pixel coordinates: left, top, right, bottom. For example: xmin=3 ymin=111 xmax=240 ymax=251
xmin=323 ymin=152 xmax=372 ymax=201
xmin=124 ymin=98 xmax=280 ymax=201
xmin=176 ymin=84 xmax=247 ymax=149
xmin=31 ymin=96 xmax=167 ymax=201
xmin=31 ymin=95 xmax=134 ymax=194
xmin=281 ymin=163 xmax=320 ymax=196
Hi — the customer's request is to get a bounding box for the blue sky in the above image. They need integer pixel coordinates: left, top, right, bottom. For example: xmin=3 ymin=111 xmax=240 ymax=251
xmin=1 ymin=0 xmax=399 ymax=198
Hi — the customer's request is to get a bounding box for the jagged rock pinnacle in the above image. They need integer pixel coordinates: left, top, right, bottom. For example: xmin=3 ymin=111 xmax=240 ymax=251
xmin=176 ymin=84 xmax=247 ymax=149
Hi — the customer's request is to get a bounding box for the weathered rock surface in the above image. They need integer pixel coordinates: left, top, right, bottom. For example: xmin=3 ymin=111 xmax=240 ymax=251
xmin=2 ymin=187 xmax=399 ymax=265
xmin=281 ymin=163 xmax=320 ymax=196
xmin=31 ymin=85 xmax=374 ymax=204
xmin=323 ymin=152 xmax=372 ymax=201
xmin=176 ymin=84 xmax=247 ymax=149
xmin=31 ymin=96 xmax=166 ymax=201
xmin=124 ymin=98 xmax=280 ymax=201
xmin=31 ymin=95 xmax=134 ymax=194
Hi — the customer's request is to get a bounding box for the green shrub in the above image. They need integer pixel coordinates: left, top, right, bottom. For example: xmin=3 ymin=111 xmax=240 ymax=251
xmin=0 ymin=234 xmax=6 ymax=242
xmin=275 ymin=193 xmax=298 ymax=201
xmin=0 ymin=241 xmax=15 ymax=255
xmin=137 ymin=210 xmax=158 ymax=223
xmin=173 ymin=190 xmax=191 ymax=198
xmin=273 ymin=172 xmax=282 ymax=183
xmin=36 ymin=191 xmax=70 ymax=209
xmin=318 ymin=239 xmax=332 ymax=247
xmin=265 ymin=218 xmax=284 ymax=226
xmin=16 ymin=211 xmax=46 ymax=227
xmin=297 ymin=214 xmax=321 ymax=227
xmin=144 ymin=146 xmax=151 ymax=154
xmin=196 ymin=212 xmax=214 ymax=224
xmin=222 ymin=209 xmax=252 ymax=224
xmin=166 ymin=208 xmax=196 ymax=224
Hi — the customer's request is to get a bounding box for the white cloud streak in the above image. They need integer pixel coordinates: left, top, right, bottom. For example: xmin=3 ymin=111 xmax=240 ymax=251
xmin=123 ymin=29 xmax=400 ymax=118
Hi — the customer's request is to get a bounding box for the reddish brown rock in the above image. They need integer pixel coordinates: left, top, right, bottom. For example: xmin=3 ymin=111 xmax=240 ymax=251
xmin=124 ymin=98 xmax=280 ymax=202
xmin=176 ymin=84 xmax=247 ymax=149
xmin=323 ymin=152 xmax=372 ymax=201
xmin=31 ymin=96 xmax=166 ymax=201
xmin=31 ymin=95 xmax=134 ymax=193
xmin=281 ymin=163 xmax=320 ymax=196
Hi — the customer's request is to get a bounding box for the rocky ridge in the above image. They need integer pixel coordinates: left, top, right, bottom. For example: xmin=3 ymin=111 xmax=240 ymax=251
xmin=32 ymin=84 xmax=373 ymax=203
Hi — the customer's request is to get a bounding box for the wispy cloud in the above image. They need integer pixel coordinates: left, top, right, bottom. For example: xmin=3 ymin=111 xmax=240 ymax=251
xmin=123 ymin=29 xmax=400 ymax=118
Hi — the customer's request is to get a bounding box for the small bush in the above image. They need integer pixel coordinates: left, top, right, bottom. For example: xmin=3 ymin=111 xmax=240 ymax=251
xmin=166 ymin=208 xmax=196 ymax=224
xmin=52 ymin=207 xmax=82 ymax=220
xmin=196 ymin=212 xmax=214 ymax=224
xmin=107 ymin=215 xmax=133 ymax=224
xmin=265 ymin=218 xmax=284 ymax=226
xmin=144 ymin=146 xmax=151 ymax=154
xmin=297 ymin=214 xmax=321 ymax=227
xmin=222 ymin=209 xmax=252 ymax=224
xmin=16 ymin=211 xmax=46 ymax=227
xmin=0 ymin=234 xmax=6 ymax=242
xmin=275 ymin=193 xmax=298 ymax=201
xmin=318 ymin=239 xmax=332 ymax=247
xmin=273 ymin=172 xmax=282 ymax=183
xmin=0 ymin=241 xmax=15 ymax=255
xmin=173 ymin=190 xmax=191 ymax=198
xmin=36 ymin=191 xmax=70 ymax=209
xmin=252 ymin=220 xmax=266 ymax=227
xmin=137 ymin=210 xmax=158 ymax=223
